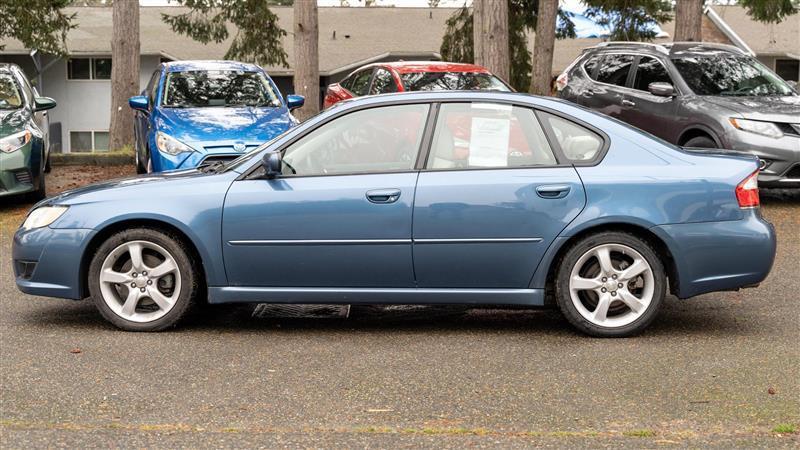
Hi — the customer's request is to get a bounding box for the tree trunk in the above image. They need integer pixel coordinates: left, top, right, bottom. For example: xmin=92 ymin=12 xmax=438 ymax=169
xmin=108 ymin=0 xmax=140 ymax=151
xmin=530 ymin=0 xmax=557 ymax=96
xmin=293 ymin=0 xmax=319 ymax=121
xmin=674 ymin=0 xmax=704 ymax=42
xmin=480 ymin=0 xmax=510 ymax=81
xmin=472 ymin=0 xmax=484 ymax=65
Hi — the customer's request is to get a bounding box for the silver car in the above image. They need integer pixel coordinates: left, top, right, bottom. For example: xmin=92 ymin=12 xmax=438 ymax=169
xmin=557 ymin=42 xmax=800 ymax=187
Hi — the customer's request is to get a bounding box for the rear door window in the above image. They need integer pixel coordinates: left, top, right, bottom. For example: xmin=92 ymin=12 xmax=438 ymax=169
xmin=596 ymin=55 xmax=635 ymax=87
xmin=349 ymin=69 xmax=374 ymax=96
xmin=426 ymin=103 xmax=557 ymax=170
xmin=370 ymin=68 xmax=397 ymax=94
xmin=633 ymin=56 xmax=672 ymax=92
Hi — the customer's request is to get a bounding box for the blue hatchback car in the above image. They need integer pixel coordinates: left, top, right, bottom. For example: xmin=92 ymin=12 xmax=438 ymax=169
xmin=128 ymin=60 xmax=304 ymax=173
xmin=13 ymin=92 xmax=776 ymax=337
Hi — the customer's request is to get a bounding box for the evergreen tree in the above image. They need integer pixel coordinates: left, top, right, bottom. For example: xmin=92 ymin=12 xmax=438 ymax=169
xmin=0 ymin=0 xmax=75 ymax=56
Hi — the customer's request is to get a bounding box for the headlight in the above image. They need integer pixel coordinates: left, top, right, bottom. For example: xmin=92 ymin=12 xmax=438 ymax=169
xmin=156 ymin=132 xmax=195 ymax=156
xmin=21 ymin=206 xmax=68 ymax=230
xmin=729 ymin=118 xmax=784 ymax=139
xmin=0 ymin=130 xmax=32 ymax=153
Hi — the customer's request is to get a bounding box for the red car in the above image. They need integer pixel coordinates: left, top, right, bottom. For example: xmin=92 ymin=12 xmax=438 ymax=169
xmin=323 ymin=61 xmax=512 ymax=109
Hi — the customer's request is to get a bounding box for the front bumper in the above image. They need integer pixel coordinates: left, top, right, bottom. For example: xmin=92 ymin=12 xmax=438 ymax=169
xmin=13 ymin=226 xmax=96 ymax=300
xmin=0 ymin=142 xmax=38 ymax=197
xmin=723 ymin=129 xmax=800 ymax=188
xmin=651 ymin=209 xmax=776 ymax=299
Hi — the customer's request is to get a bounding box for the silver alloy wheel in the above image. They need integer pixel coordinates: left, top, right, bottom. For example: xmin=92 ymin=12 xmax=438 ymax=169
xmin=98 ymin=240 xmax=181 ymax=323
xmin=568 ymin=243 xmax=655 ymax=328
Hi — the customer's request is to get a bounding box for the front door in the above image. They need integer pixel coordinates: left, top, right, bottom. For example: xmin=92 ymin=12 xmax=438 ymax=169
xmin=412 ymin=102 xmax=588 ymax=288
xmin=222 ymin=103 xmax=430 ymax=287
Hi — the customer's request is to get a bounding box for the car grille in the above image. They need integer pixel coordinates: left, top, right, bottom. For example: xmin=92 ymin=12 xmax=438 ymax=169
xmin=13 ymin=170 xmax=32 ymax=184
xmin=784 ymin=165 xmax=800 ymax=179
xmin=777 ymin=123 xmax=800 ymax=137
xmin=198 ymin=154 xmax=238 ymax=168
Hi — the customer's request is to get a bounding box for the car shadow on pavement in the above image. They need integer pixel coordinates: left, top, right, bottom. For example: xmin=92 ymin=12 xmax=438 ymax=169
xmin=20 ymin=295 xmax=764 ymax=338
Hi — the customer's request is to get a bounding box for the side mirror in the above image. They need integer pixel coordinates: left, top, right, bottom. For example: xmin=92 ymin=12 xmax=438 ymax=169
xmin=262 ymin=151 xmax=282 ymax=178
xmin=286 ymin=94 xmax=305 ymax=110
xmin=128 ymin=95 xmax=149 ymax=111
xmin=648 ymin=82 xmax=675 ymax=97
xmin=33 ymin=97 xmax=56 ymax=112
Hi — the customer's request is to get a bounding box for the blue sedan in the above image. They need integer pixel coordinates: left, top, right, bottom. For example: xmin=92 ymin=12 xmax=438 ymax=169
xmin=13 ymin=92 xmax=776 ymax=336
xmin=128 ymin=60 xmax=304 ymax=173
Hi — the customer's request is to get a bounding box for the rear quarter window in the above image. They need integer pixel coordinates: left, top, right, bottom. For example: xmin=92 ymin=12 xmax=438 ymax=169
xmin=538 ymin=112 xmax=604 ymax=162
xmin=582 ymin=56 xmax=600 ymax=80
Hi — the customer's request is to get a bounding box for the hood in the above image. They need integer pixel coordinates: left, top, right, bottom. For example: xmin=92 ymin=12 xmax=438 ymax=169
xmin=155 ymin=106 xmax=294 ymax=149
xmin=47 ymin=168 xmax=204 ymax=206
xmin=0 ymin=108 xmax=31 ymax=134
xmin=703 ymin=95 xmax=800 ymax=123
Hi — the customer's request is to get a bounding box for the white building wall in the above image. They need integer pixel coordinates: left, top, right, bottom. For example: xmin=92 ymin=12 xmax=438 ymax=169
xmin=39 ymin=55 xmax=162 ymax=153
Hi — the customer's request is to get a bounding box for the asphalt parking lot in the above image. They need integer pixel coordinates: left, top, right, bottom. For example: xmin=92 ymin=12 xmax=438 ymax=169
xmin=1 ymin=166 xmax=798 ymax=448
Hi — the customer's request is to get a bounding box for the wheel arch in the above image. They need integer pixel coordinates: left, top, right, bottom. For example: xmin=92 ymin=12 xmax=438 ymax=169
xmin=537 ymin=222 xmax=680 ymax=304
xmin=677 ymin=125 xmax=722 ymax=147
xmin=79 ymin=218 xmax=208 ymax=300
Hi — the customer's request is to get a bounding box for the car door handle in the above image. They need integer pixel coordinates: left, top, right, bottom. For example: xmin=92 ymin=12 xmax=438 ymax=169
xmin=536 ymin=184 xmax=571 ymax=199
xmin=366 ymin=189 xmax=401 ymax=204
xmin=622 ymin=99 xmax=636 ymax=107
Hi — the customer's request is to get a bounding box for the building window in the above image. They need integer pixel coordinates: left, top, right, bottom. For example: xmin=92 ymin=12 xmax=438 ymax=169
xmin=67 ymin=58 xmax=112 ymax=80
xmin=775 ymin=59 xmax=799 ymax=82
xmin=70 ymin=131 xmax=109 ymax=152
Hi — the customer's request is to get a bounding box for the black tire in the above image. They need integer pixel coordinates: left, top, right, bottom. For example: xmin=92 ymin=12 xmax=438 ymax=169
xmin=554 ymin=231 xmax=666 ymax=338
xmin=136 ymin=148 xmax=147 ymax=174
xmin=683 ymin=135 xmax=717 ymax=149
xmin=28 ymin=171 xmax=46 ymax=202
xmin=88 ymin=228 xmax=200 ymax=331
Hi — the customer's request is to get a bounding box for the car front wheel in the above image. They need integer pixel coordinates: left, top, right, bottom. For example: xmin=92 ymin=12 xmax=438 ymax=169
xmin=88 ymin=228 xmax=199 ymax=331
xmin=555 ymin=232 xmax=666 ymax=337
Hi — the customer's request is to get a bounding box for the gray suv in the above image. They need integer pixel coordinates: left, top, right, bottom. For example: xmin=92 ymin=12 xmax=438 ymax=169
xmin=557 ymin=42 xmax=800 ymax=187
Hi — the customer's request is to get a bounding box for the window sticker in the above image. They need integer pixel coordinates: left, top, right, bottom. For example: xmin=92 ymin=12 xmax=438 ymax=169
xmin=468 ymin=117 xmax=511 ymax=167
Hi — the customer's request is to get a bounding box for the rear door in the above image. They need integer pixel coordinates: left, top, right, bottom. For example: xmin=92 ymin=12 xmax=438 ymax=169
xmin=620 ymin=55 xmax=679 ymax=141
xmin=412 ymin=102 xmax=591 ymax=288
xmin=369 ymin=67 xmax=399 ymax=95
xmin=582 ymin=54 xmax=635 ymax=119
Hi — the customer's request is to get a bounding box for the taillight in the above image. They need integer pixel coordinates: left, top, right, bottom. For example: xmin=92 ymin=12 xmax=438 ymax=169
xmin=556 ymin=72 xmax=569 ymax=92
xmin=736 ymin=170 xmax=760 ymax=208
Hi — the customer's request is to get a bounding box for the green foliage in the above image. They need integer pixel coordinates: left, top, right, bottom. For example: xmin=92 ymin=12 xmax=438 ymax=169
xmin=739 ymin=0 xmax=799 ymax=24
xmin=440 ymin=0 xmax=576 ymax=91
xmin=162 ymin=0 xmax=289 ymax=68
xmin=772 ymin=423 xmax=797 ymax=434
xmin=0 ymin=0 xmax=76 ymax=56
xmin=583 ymin=0 xmax=672 ymax=41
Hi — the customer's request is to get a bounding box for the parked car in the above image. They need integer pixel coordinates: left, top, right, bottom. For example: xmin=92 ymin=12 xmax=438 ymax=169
xmin=14 ymin=91 xmax=775 ymax=337
xmin=557 ymin=42 xmax=800 ymax=187
xmin=323 ymin=61 xmax=512 ymax=109
xmin=0 ymin=63 xmax=56 ymax=201
xmin=129 ymin=60 xmax=304 ymax=173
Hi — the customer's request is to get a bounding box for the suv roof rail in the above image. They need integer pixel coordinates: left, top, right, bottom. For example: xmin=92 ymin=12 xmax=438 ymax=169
xmin=594 ymin=41 xmax=669 ymax=54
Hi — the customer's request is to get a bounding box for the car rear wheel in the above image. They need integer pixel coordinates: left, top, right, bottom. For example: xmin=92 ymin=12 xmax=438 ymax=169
xmin=88 ymin=228 xmax=199 ymax=331
xmin=683 ymin=136 xmax=717 ymax=149
xmin=555 ymin=232 xmax=666 ymax=337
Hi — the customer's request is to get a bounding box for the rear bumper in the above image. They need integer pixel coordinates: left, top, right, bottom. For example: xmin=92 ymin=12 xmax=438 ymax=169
xmin=651 ymin=209 xmax=776 ymax=299
xmin=12 ymin=226 xmax=96 ymax=300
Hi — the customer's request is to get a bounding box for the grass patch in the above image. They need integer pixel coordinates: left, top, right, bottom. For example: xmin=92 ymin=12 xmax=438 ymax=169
xmin=623 ymin=429 xmax=656 ymax=437
xmin=51 ymin=145 xmax=134 ymax=166
xmin=772 ymin=424 xmax=797 ymax=434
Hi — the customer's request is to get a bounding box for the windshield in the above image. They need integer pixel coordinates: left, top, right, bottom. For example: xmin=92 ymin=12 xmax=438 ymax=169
xmin=0 ymin=74 xmax=23 ymax=110
xmin=672 ymin=55 xmax=795 ymax=96
xmin=400 ymin=72 xmax=511 ymax=92
xmin=162 ymin=70 xmax=281 ymax=108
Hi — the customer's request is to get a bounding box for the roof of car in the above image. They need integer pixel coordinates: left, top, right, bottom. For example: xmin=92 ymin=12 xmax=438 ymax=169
xmin=587 ymin=41 xmax=747 ymax=58
xmin=359 ymin=61 xmax=493 ymax=75
xmin=164 ymin=60 xmax=264 ymax=73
